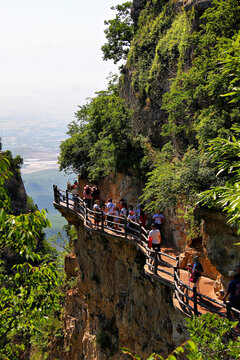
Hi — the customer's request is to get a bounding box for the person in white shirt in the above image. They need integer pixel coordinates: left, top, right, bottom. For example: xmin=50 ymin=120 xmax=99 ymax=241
xmin=148 ymin=223 xmax=162 ymax=261
xmin=127 ymin=205 xmax=137 ymax=238
xmin=120 ymin=202 xmax=128 ymax=217
xmin=106 ymin=198 xmax=115 ymax=227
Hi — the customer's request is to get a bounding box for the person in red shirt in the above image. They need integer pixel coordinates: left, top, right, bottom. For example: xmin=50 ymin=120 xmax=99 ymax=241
xmin=83 ymin=185 xmax=92 ymax=209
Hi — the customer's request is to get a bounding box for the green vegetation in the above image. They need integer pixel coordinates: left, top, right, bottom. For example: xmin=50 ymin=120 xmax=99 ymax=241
xmin=101 ymin=2 xmax=134 ymax=64
xmin=5 ymin=150 xmax=23 ymax=173
xmin=140 ymin=0 xmax=240 ymax=222
xmin=58 ymin=75 xmax=151 ymax=181
xmin=141 ymin=145 xmax=216 ymax=211
xmin=0 ymin=153 xmax=64 ymax=359
xmin=60 ymin=0 xmax=240 ymax=233
xmin=161 ymin=0 xmax=240 ymax=148
xmin=128 ymin=1 xmax=187 ymax=99
xmin=199 ymin=126 xmax=240 ymax=231
xmin=122 ymin=314 xmax=240 ymax=359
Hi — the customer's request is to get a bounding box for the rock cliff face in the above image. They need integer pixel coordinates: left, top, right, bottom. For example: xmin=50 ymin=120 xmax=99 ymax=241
xmin=59 ymin=0 xmax=238 ymax=357
xmin=79 ymin=172 xmax=144 ymax=207
xmin=199 ymin=209 xmax=240 ymax=291
xmin=164 ymin=206 xmax=240 ymax=293
xmin=6 ymin=170 xmax=28 ymax=215
xmin=2 ymin=152 xmax=28 ymax=215
xmin=121 ymin=0 xmax=213 ymax=149
xmin=120 ymin=0 xmax=239 ymax=294
xmin=63 ymin=226 xmax=188 ymax=359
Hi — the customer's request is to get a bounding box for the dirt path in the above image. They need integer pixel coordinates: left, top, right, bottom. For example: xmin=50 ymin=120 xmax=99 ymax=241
xmin=158 ymin=242 xmax=227 ymax=317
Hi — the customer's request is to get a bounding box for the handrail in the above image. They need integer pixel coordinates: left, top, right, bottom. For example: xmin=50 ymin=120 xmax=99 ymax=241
xmin=53 ymin=185 xmax=239 ymax=323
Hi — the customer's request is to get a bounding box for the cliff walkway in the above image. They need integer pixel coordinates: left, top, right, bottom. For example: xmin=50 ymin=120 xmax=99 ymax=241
xmin=53 ymin=185 xmax=240 ymax=323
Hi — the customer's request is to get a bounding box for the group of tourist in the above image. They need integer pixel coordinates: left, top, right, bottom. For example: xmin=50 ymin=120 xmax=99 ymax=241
xmin=68 ymin=179 xmax=164 ymax=233
xmin=91 ymin=196 xmax=148 ymax=232
xmin=67 ymin=180 xmax=240 ymax=311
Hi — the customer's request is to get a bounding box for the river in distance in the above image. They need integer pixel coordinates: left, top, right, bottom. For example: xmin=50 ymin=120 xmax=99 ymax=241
xmin=1 ymin=115 xmax=77 ymax=244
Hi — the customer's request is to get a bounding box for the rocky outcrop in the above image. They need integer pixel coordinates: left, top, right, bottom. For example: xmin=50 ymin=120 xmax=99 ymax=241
xmin=63 ymin=226 xmax=188 ymax=359
xmin=2 ymin=152 xmax=28 ymax=215
xmin=5 ymin=170 xmax=28 ymax=215
xmin=181 ymin=0 xmax=213 ymax=11
xmin=199 ymin=209 xmax=240 ymax=291
xmin=79 ymin=172 xmax=144 ymax=207
xmin=164 ymin=206 xmax=240 ymax=294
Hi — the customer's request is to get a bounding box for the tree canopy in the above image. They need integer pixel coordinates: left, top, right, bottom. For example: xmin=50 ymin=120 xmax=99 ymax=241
xmin=58 ymin=76 xmax=150 ymax=181
xmin=101 ymin=2 xmax=134 ymax=64
xmin=0 ymin=154 xmax=62 ymax=359
xmin=122 ymin=313 xmax=240 ymax=360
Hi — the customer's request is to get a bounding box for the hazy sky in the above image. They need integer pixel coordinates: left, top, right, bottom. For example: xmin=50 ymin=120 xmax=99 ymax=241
xmin=0 ymin=0 xmax=124 ymax=125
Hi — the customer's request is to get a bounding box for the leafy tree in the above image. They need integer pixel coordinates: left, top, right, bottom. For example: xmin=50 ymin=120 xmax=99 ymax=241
xmin=141 ymin=145 xmax=217 ymax=211
xmin=199 ymin=126 xmax=240 ymax=231
xmin=121 ymin=314 xmax=240 ymax=359
xmin=5 ymin=150 xmax=23 ymax=172
xmin=101 ymin=2 xmax=134 ymax=64
xmin=0 ymin=153 xmax=63 ymax=358
xmin=220 ymin=33 xmax=240 ymax=103
xmin=59 ymin=76 xmax=150 ymax=181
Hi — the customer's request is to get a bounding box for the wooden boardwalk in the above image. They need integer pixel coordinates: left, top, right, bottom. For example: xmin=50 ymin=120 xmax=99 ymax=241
xmin=53 ymin=185 xmax=240 ymax=323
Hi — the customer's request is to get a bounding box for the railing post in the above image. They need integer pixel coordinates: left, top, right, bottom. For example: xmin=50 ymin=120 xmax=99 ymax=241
xmin=53 ymin=185 xmax=56 ymax=202
xmin=193 ymin=287 xmax=198 ymax=315
xmin=154 ymin=251 xmax=158 ymax=275
xmin=139 ymin=224 xmax=142 ymax=243
xmin=176 ymin=256 xmax=180 ymax=277
xmin=66 ymin=190 xmax=69 ymax=208
xmin=173 ymin=264 xmax=178 ymax=298
xmin=124 ymin=217 xmax=127 ymax=240
xmin=226 ymin=301 xmax=231 ymax=320
xmin=84 ymin=201 xmax=86 ymax=224
xmin=174 ymin=265 xmax=177 ymax=283
xmin=186 ymin=287 xmax=189 ymax=305
xmin=101 ymin=211 xmax=104 ymax=232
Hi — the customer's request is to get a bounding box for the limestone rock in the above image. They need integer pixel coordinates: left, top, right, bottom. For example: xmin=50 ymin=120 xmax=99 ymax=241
xmin=5 ymin=167 xmax=28 ymax=215
xmin=61 ymin=227 xmax=188 ymax=359
xmin=65 ymin=254 xmax=79 ymax=279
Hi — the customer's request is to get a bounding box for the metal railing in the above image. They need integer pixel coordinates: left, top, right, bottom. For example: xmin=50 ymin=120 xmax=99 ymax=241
xmin=53 ymin=185 xmax=240 ymax=322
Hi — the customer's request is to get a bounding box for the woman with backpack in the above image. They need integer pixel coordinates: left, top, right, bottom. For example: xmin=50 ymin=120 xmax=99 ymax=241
xmin=187 ymin=256 xmax=203 ymax=294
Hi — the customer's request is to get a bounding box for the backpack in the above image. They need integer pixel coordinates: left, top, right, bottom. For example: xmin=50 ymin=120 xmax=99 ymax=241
xmin=189 ymin=269 xmax=198 ymax=283
xmin=85 ymin=187 xmax=91 ymax=195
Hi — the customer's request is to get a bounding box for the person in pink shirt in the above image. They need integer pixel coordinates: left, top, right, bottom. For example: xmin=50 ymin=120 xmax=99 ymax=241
xmin=83 ymin=185 xmax=92 ymax=209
